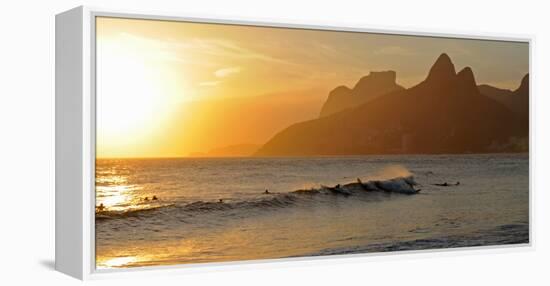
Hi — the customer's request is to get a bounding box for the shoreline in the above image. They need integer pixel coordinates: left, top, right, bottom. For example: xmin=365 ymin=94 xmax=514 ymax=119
xmin=306 ymin=222 xmax=529 ymax=257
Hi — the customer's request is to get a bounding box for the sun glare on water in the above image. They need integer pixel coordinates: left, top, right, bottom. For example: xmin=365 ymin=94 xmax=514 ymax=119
xmin=98 ymin=187 xmax=135 ymax=209
xmin=98 ymin=256 xmax=138 ymax=268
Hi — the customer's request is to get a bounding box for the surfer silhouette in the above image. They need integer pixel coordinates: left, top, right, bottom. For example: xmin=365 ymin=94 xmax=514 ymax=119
xmin=434 ymin=182 xmax=460 ymax=187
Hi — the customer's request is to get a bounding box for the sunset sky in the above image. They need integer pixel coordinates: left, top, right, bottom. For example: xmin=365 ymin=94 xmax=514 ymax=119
xmin=96 ymin=17 xmax=529 ymax=158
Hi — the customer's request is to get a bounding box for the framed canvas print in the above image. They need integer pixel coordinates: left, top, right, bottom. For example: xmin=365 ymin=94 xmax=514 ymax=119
xmin=55 ymin=6 xmax=532 ymax=280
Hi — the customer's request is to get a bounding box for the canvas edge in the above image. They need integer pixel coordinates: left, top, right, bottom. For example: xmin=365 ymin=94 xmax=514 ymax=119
xmin=528 ymin=36 xmax=534 ymax=250
xmin=54 ymin=5 xmax=94 ymax=281
xmin=85 ymin=5 xmax=533 ymax=43
xmin=55 ymin=6 xmax=85 ymax=280
xmin=82 ymin=5 xmax=94 ymax=281
xmin=54 ymin=5 xmax=535 ymax=280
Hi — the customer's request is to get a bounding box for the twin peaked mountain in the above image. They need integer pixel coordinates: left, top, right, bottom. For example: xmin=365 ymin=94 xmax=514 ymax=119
xmin=255 ymin=53 xmax=529 ymax=156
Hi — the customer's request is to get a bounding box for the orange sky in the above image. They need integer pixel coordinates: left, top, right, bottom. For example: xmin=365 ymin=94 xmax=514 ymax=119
xmin=95 ymin=17 xmax=529 ymax=158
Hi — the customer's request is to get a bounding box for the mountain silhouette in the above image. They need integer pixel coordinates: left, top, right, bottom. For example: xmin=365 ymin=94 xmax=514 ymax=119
xmin=478 ymin=74 xmax=529 ymax=117
xmin=255 ymin=53 xmax=528 ymax=156
xmin=319 ymin=71 xmax=404 ymax=117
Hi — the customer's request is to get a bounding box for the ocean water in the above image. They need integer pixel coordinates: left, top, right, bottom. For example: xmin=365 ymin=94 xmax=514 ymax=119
xmin=95 ymin=154 xmax=529 ymax=269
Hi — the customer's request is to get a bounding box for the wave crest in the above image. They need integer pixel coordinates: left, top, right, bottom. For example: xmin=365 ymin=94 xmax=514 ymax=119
xmin=96 ymin=176 xmax=419 ymax=221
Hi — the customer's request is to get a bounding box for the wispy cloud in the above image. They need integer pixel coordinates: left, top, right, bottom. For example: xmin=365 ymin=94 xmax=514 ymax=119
xmin=113 ymin=32 xmax=295 ymax=67
xmin=446 ymin=44 xmax=472 ymax=56
xmin=214 ymin=67 xmax=241 ymax=78
xmin=374 ymin=46 xmax=415 ymax=56
xmin=188 ymin=38 xmax=300 ymax=67
xmin=106 ymin=32 xmax=189 ymax=64
xmin=199 ymin=81 xmax=221 ymax=87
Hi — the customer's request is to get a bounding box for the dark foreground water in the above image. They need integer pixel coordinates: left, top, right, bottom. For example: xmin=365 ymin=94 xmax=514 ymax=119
xmin=95 ymin=154 xmax=529 ymax=268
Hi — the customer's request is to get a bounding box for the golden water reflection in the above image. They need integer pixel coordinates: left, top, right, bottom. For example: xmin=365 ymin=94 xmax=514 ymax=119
xmin=96 ymin=185 xmax=140 ymax=210
xmin=96 ymin=171 xmax=146 ymax=212
xmin=97 ymin=256 xmax=139 ymax=269
xmin=96 ymin=238 xmax=216 ymax=268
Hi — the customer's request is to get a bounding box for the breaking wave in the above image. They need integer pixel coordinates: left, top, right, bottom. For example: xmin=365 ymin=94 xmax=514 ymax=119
xmin=96 ymin=176 xmax=420 ymax=221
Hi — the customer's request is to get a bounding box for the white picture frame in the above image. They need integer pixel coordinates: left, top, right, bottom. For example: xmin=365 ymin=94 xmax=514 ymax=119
xmin=55 ymin=5 xmax=533 ymax=280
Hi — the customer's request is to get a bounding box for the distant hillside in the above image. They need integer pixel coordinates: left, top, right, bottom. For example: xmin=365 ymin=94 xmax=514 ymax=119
xmin=255 ymin=53 xmax=528 ymax=156
xmin=478 ymin=74 xmax=529 ymax=117
xmin=190 ymin=144 xmax=260 ymax=157
xmin=319 ymin=71 xmax=404 ymax=117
